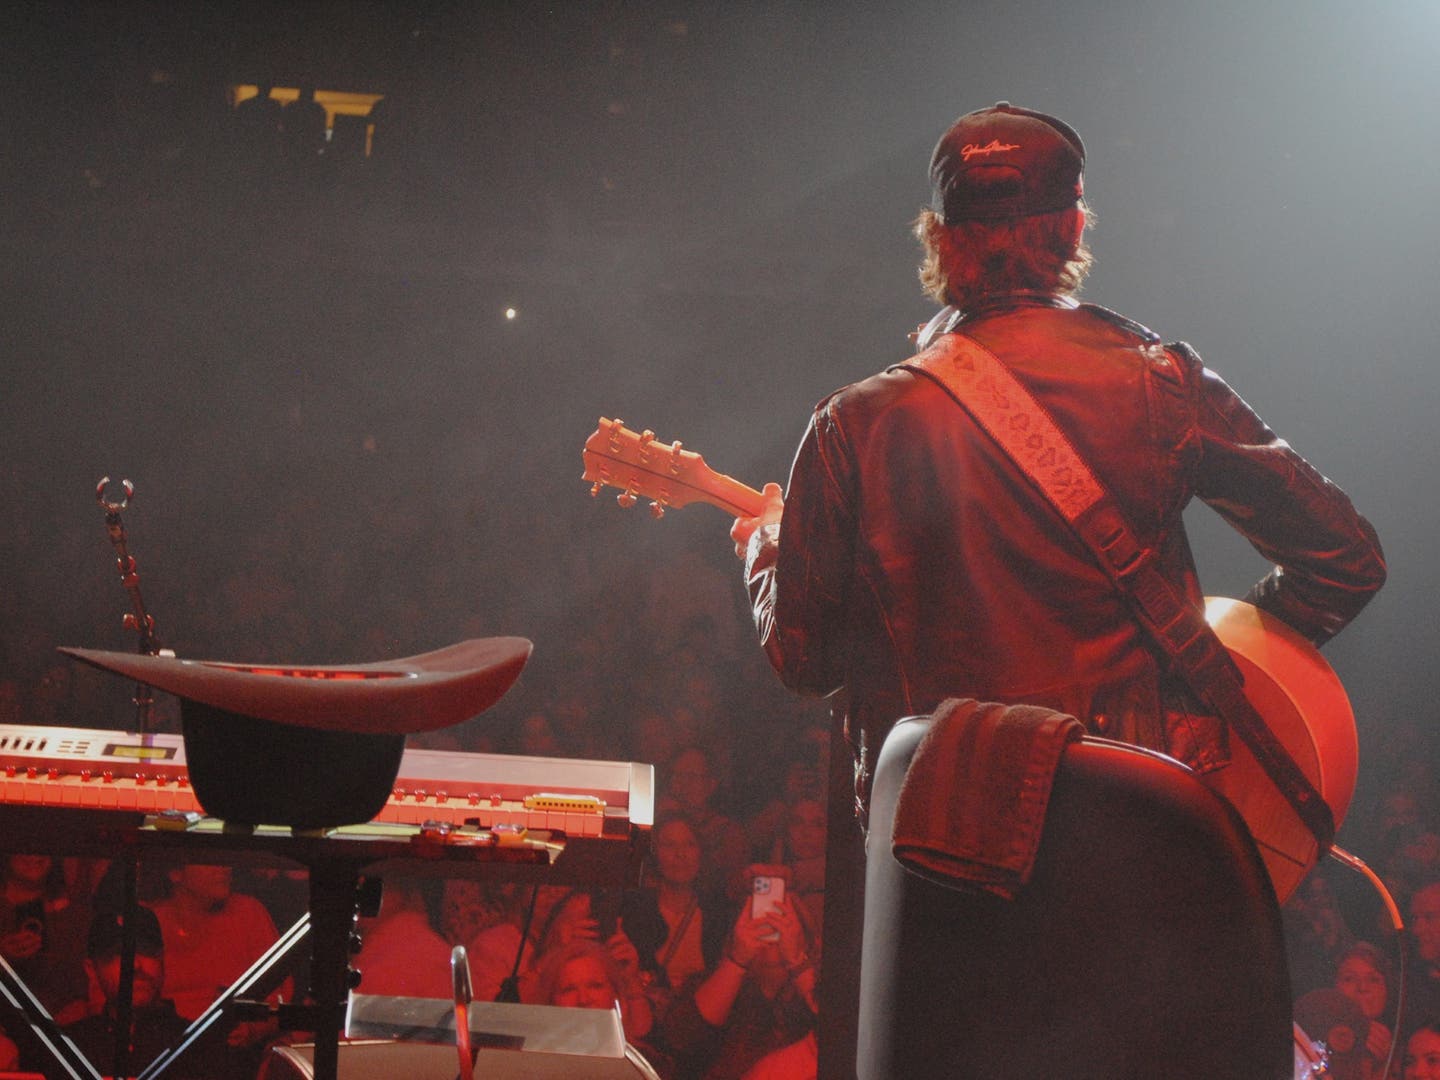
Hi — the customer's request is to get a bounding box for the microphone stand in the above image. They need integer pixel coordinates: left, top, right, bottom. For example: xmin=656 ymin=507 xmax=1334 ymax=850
xmin=95 ymin=477 xmax=166 ymax=734
xmin=94 ymin=476 xmax=169 ymax=1080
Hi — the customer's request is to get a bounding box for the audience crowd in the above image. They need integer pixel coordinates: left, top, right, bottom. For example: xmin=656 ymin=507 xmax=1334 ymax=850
xmin=6 ymin=684 xmax=1440 ymax=1078
xmin=0 ymin=467 xmax=1433 ymax=1079
xmin=2 ymin=490 xmax=1438 ymax=1077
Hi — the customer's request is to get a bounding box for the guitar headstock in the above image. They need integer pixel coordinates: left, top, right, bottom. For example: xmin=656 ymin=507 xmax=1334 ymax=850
xmin=581 ymin=418 xmax=765 ymax=519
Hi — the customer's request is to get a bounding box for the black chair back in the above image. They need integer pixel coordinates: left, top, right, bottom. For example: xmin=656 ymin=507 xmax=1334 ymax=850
xmin=858 ymin=715 xmax=1293 ymax=1080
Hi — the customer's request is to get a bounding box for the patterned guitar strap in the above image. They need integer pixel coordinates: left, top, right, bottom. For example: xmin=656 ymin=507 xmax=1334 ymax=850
xmin=900 ymin=330 xmax=1336 ymax=853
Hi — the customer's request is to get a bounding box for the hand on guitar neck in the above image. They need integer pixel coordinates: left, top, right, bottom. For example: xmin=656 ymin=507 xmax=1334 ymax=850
xmin=729 ymin=482 xmax=785 ymax=559
xmin=582 ymin=418 xmax=784 ymax=557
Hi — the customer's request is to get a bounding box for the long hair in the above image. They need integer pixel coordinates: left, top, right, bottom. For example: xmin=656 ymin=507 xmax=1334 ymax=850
xmin=915 ymin=204 xmax=1093 ymax=310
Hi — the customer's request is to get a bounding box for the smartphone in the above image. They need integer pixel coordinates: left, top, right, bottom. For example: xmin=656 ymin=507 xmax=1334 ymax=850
xmin=750 ymin=875 xmax=785 ymax=921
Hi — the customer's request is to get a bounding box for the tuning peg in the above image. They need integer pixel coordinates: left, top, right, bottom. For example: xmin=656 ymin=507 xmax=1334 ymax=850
xmin=617 ymin=491 xmax=637 ymax=508
xmin=649 ymin=501 xmax=665 ymax=519
xmin=590 ymin=482 xmax=602 ymax=498
xmin=607 ymin=418 xmax=626 ymax=452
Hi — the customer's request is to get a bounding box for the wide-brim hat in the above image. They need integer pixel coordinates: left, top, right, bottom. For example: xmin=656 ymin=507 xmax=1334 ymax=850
xmin=59 ymin=637 xmax=533 ymax=828
xmin=58 ymin=637 xmax=532 ymax=735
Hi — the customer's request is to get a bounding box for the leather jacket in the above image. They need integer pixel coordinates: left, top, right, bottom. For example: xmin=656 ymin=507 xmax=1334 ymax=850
xmin=745 ymin=295 xmax=1386 ymax=807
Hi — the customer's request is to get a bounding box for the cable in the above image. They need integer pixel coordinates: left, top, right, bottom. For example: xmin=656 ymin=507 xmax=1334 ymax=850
xmin=495 ymin=884 xmax=541 ymax=1003
xmin=1328 ymin=844 xmax=1404 ymax=1080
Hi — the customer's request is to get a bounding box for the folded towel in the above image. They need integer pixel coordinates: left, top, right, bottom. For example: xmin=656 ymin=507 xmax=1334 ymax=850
xmin=891 ymin=698 xmax=1083 ymax=899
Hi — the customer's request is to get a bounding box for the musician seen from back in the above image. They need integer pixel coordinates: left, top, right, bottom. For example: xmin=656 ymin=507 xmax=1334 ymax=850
xmin=728 ymin=100 xmax=1386 ymax=1071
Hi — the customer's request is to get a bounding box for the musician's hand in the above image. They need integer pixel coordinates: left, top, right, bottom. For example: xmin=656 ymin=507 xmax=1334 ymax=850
xmin=730 ymin=482 xmax=784 ymax=559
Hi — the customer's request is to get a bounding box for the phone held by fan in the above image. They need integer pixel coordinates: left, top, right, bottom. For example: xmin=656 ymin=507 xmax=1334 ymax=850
xmin=751 ymin=875 xmax=784 ymax=941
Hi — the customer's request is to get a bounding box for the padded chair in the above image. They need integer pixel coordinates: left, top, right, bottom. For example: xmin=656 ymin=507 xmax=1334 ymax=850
xmin=858 ymin=714 xmax=1294 ymax=1080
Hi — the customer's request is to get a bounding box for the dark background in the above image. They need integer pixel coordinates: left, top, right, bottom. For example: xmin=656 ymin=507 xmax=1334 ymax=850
xmin=1 ymin=0 xmax=1433 ymax=837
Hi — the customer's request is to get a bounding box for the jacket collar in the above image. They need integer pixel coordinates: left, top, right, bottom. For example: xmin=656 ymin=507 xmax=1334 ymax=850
xmin=915 ymin=293 xmax=1076 ymax=352
xmin=960 ymin=291 xmax=1078 ymax=321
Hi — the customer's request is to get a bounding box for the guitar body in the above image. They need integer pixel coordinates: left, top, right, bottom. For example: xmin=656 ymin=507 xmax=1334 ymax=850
xmin=1202 ymin=597 xmax=1357 ymax=903
xmin=580 ymin=420 xmax=1358 ymax=903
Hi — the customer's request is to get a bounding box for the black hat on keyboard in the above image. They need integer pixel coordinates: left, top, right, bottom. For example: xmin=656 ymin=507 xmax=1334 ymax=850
xmin=59 ymin=637 xmax=532 ymax=736
xmin=59 ymin=637 xmax=532 ymax=829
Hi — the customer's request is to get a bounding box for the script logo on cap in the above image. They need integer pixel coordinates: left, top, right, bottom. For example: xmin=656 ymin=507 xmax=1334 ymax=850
xmin=961 ymin=139 xmax=1021 ymax=162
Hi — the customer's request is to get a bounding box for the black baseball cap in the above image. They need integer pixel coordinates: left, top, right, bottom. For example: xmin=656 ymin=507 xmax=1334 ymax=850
xmin=929 ymin=102 xmax=1085 ymax=223
xmin=87 ymin=905 xmax=165 ymax=958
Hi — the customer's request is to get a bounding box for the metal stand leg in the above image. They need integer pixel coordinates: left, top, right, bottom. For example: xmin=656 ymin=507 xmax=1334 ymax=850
xmin=137 ymin=912 xmax=311 ymax=1080
xmin=305 ymin=863 xmax=362 ymax=1080
xmin=0 ymin=953 xmax=103 ymax=1080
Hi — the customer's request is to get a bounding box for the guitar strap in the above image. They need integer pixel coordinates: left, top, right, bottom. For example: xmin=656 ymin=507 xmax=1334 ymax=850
xmin=900 ymin=331 xmax=1336 ymax=853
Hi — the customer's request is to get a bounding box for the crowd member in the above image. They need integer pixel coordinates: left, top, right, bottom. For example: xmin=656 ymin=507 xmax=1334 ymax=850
xmin=58 ymin=905 xmax=211 ymax=1079
xmin=627 ymin=710 xmax=690 ymax=781
xmin=658 ymin=895 xmax=817 ymax=1080
xmin=1284 ymin=870 xmax=1359 ymax=997
xmin=233 ymin=866 xmax=310 ymax=935
xmin=739 ymin=1031 xmax=816 ymax=1080
xmin=528 ymin=888 xmax=663 ymax=1006
xmin=148 ymin=863 xmax=287 ymax=1078
xmin=515 ymin=710 xmax=562 ymax=757
xmin=0 ymin=853 xmax=91 ymax=1026
xmin=659 ymin=746 xmax=750 ymax=897
xmin=776 ymin=794 xmax=826 ymax=875
xmin=0 ymin=1028 xmax=17 ymax=1070
xmin=449 ymin=881 xmax=535 ymax=1004
xmin=632 ymin=816 xmax=729 ymax=1001
xmin=760 ymin=795 xmax=826 ymax=938
xmin=1407 ymin=1021 xmax=1440 ymax=1080
xmin=1294 ymin=988 xmax=1370 ymax=1080
xmin=1383 ymin=826 xmax=1440 ymax=921
xmin=1406 ymin=882 xmax=1440 ymax=1039
xmin=743 ymin=724 xmax=828 ymax=859
xmin=354 ymin=877 xmax=453 ymax=998
xmin=1379 ymin=788 xmax=1429 ymax=845
xmin=727 ymin=100 xmax=1386 ymax=1072
xmin=1333 ymin=941 xmax=1395 ymax=1079
xmin=530 ymin=939 xmax=656 ymax=1046
xmin=727 ymin=794 xmax=827 ymax=967
xmin=439 ymin=879 xmax=510 ymax=952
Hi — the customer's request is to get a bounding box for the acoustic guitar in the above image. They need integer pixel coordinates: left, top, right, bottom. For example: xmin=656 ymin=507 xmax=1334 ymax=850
xmin=583 ymin=417 xmax=1357 ymax=901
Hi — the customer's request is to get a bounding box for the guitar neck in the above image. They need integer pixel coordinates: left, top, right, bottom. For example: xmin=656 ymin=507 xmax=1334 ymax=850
xmin=582 ymin=419 xmax=769 ymax=518
xmin=600 ymin=457 xmax=765 ymax=517
xmin=690 ymin=474 xmax=767 ymax=518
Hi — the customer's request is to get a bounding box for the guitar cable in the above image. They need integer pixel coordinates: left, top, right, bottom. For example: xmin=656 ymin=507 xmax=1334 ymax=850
xmin=1328 ymin=844 xmax=1404 ymax=1080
